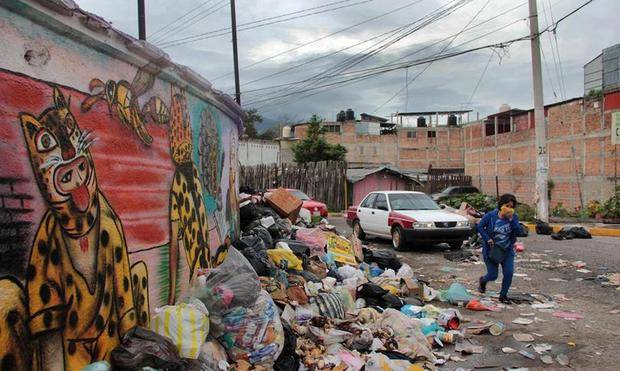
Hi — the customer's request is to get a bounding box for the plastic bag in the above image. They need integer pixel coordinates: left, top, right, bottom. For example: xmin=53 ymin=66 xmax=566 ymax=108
xmin=82 ymin=361 xmax=111 ymax=371
xmin=151 ymin=300 xmax=210 ymax=359
xmin=365 ymin=352 xmax=423 ymax=371
xmin=535 ymin=219 xmax=553 ymax=235
xmin=307 ymin=255 xmax=328 ymax=279
xmin=374 ymin=309 xmax=435 ymax=363
xmin=312 ymin=292 xmax=346 ymax=319
xmin=294 ymin=227 xmax=328 ymax=256
xmin=308 ymin=326 xmax=352 ymax=345
xmin=198 ymin=340 xmax=230 ymax=371
xmin=267 ymin=248 xmax=303 ymax=271
xmin=442 ymin=283 xmax=474 ymax=304
xmin=274 ymin=322 xmax=300 ymax=371
xmin=192 ymin=247 xmax=261 ymax=314
xmin=111 ymin=327 xmax=183 ymax=371
xmin=241 ymin=245 xmax=277 ymax=277
xmin=397 ymin=263 xmax=414 ymax=278
xmin=363 ymin=248 xmax=402 ymax=270
xmin=218 ymin=290 xmax=284 ymax=365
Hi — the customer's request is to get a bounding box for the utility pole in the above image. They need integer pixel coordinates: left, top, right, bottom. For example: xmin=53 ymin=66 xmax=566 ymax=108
xmin=528 ymin=0 xmax=548 ymax=221
xmin=230 ymin=0 xmax=241 ymax=105
xmin=137 ymin=0 xmax=146 ymax=40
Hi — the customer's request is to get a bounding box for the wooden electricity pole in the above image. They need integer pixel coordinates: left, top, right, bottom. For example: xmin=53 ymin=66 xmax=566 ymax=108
xmin=528 ymin=0 xmax=548 ymax=221
xmin=138 ymin=0 xmax=146 ymax=40
xmin=230 ymin=0 xmax=241 ymax=105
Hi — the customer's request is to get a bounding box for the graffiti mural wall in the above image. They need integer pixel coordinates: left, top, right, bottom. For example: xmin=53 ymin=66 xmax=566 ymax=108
xmin=0 ymin=1 xmax=242 ymax=369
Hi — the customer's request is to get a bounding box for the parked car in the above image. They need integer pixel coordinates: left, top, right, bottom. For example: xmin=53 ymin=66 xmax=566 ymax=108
xmin=267 ymin=188 xmax=329 ymax=218
xmin=431 ymin=186 xmax=480 ymax=202
xmin=346 ymin=191 xmax=472 ymax=250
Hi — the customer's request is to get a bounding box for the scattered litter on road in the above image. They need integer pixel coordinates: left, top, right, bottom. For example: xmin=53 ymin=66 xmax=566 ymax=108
xmin=541 ymin=355 xmax=554 ymax=364
xmin=533 ymin=343 xmax=552 ymax=354
xmin=514 ymin=333 xmax=535 ymax=342
xmin=518 ymin=349 xmax=536 ymax=360
xmin=576 ymin=268 xmax=592 ymax=273
xmin=512 ymin=317 xmax=534 ymax=325
xmin=553 ymin=311 xmax=584 ymax=321
xmin=502 ymin=347 xmax=517 ymax=354
xmin=531 ymin=303 xmax=556 ymax=310
xmin=556 ymin=353 xmax=570 ymax=366
xmin=548 ymin=278 xmax=568 ymax=282
xmin=609 ymin=309 xmax=620 ymax=314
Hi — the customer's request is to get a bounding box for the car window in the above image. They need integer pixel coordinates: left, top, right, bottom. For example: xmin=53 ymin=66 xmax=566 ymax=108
xmin=289 ymin=190 xmax=310 ymax=200
xmin=374 ymin=193 xmax=389 ymax=211
xmin=389 ymin=193 xmax=440 ymax=210
xmin=361 ymin=193 xmax=377 ymax=208
xmin=441 ymin=186 xmax=456 ymax=194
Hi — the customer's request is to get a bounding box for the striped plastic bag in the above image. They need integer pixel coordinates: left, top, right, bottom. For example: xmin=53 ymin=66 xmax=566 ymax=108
xmin=151 ymin=300 xmax=210 ymax=359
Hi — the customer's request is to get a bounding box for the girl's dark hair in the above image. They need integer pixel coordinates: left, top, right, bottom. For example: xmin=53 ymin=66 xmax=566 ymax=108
xmin=498 ymin=193 xmax=517 ymax=209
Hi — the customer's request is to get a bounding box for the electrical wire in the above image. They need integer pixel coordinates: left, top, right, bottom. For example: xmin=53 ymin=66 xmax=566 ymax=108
xmin=158 ymin=0 xmax=376 ymax=47
xmin=246 ymin=0 xmax=593 ymax=111
xmin=149 ymin=0 xmax=214 ymax=40
xmin=210 ymin=0 xmax=429 ymax=82
xmin=465 ymin=51 xmax=494 ymax=109
xmin=152 ymin=0 xmax=229 ymax=44
xmin=372 ymin=0 xmax=492 ymax=113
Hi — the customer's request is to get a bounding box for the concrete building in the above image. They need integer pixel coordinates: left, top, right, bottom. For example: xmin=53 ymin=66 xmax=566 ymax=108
xmin=238 ymin=139 xmax=280 ymax=166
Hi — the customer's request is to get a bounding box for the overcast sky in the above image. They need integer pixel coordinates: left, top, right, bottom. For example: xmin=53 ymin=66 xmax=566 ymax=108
xmin=78 ymin=0 xmax=619 ymax=123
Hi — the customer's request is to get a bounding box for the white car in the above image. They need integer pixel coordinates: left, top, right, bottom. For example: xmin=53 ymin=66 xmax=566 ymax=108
xmin=346 ymin=191 xmax=472 ymax=250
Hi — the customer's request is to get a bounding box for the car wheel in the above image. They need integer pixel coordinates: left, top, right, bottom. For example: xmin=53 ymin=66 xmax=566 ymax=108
xmin=353 ymin=220 xmax=366 ymax=240
xmin=392 ymin=226 xmax=405 ymax=251
xmin=449 ymin=241 xmax=463 ymax=250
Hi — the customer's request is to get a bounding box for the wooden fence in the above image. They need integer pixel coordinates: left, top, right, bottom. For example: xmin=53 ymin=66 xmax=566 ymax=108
xmin=240 ymin=161 xmax=347 ymax=211
xmin=426 ymin=174 xmax=472 ymax=194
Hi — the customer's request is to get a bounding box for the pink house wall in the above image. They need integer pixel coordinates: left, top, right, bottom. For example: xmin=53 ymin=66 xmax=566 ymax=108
xmin=352 ymin=172 xmax=409 ymax=206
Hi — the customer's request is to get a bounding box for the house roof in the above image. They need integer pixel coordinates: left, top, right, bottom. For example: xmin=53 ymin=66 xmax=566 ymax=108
xmin=347 ymin=166 xmax=422 ymax=184
xmin=395 ymin=110 xmax=472 ymax=116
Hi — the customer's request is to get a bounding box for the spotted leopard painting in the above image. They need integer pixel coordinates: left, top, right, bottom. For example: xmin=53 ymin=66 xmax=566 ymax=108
xmin=0 ymin=66 xmax=240 ymax=370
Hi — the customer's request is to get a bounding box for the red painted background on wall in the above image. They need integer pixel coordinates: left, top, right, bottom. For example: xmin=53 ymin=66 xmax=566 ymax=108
xmin=352 ymin=171 xmax=409 ymax=205
xmin=0 ymin=70 xmax=175 ymax=251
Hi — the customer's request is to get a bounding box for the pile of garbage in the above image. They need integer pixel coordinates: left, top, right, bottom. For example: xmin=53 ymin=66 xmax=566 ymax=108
xmin=86 ymin=188 xmax=514 ymax=371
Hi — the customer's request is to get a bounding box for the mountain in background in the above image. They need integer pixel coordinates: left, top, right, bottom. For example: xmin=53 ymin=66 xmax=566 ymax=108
xmin=255 ymin=116 xmax=280 ymax=134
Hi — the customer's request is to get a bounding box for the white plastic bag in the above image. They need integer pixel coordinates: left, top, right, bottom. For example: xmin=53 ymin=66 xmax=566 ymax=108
xmin=397 ymin=263 xmax=414 ymax=278
xmin=151 ymin=301 xmax=210 ymax=359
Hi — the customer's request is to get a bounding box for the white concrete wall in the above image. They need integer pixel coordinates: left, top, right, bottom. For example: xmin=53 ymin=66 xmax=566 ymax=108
xmin=239 ymin=139 xmax=280 ymax=166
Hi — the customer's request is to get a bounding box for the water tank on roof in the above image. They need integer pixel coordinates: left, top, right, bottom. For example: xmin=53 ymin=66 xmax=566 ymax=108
xmin=336 ymin=110 xmax=346 ymax=122
xmin=282 ymin=126 xmax=291 ymax=138
xmin=417 ymin=116 xmax=427 ymax=127
xmin=346 ymin=108 xmax=355 ymax=121
xmin=499 ymin=104 xmax=511 ymax=112
xmin=447 ymin=114 xmax=458 ymax=126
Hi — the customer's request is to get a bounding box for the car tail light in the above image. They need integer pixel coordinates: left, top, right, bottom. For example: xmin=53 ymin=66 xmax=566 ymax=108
xmin=388 ymin=211 xmax=416 ymax=229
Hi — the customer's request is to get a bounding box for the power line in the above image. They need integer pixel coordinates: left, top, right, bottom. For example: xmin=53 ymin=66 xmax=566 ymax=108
xmin=373 ymin=0 xmax=492 ymax=113
xmin=210 ymin=0 xmax=429 ymax=82
xmin=465 ymin=51 xmax=494 ymax=109
xmin=242 ymin=0 xmax=472 ymax=98
xmin=149 ymin=0 xmax=214 ymax=40
xmin=244 ymin=13 xmax=526 ymax=106
xmin=246 ymin=0 xmax=591 ymax=111
xmin=263 ymin=0 xmax=471 ymax=105
xmin=158 ymin=0 xmax=377 ymax=47
xmin=152 ymin=0 xmax=229 ymax=44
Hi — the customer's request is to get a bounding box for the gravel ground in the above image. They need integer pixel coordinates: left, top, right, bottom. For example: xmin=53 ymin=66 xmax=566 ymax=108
xmin=330 ymin=217 xmax=620 ymax=370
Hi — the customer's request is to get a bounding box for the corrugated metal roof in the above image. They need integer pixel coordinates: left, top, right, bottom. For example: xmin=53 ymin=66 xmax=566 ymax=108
xmin=347 ymin=166 xmax=422 ymax=184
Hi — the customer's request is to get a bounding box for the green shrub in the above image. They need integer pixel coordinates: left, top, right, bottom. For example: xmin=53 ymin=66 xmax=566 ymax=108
xmin=442 ymin=193 xmax=496 ymax=212
xmin=515 ymin=203 xmax=535 ymax=221
xmin=551 ymin=202 xmax=570 ymax=218
xmin=600 ymin=186 xmax=620 ymax=219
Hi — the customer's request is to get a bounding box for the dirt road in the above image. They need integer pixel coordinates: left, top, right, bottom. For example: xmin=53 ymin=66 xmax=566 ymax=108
xmin=331 ymin=217 xmax=620 ymax=370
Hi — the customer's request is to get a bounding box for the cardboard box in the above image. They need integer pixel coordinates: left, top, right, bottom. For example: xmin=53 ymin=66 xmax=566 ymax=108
xmin=266 ymin=188 xmax=303 ymax=223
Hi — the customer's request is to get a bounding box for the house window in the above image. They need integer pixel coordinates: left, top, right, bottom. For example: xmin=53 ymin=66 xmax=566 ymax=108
xmin=485 ymin=120 xmax=495 ymax=136
xmin=497 ymin=117 xmax=511 ymax=134
xmin=323 ymin=124 xmax=341 ymax=133
xmin=427 ymin=130 xmax=436 ymax=138
xmin=406 ymin=130 xmax=416 ymax=138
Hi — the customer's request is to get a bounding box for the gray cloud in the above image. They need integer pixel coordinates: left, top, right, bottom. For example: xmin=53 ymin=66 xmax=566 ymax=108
xmin=78 ymin=0 xmax=619 ymax=123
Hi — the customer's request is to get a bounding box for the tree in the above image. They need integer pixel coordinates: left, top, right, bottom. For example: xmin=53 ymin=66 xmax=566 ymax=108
xmin=242 ymin=108 xmax=262 ymax=138
xmin=292 ymin=114 xmax=347 ymax=164
xmin=257 ymin=126 xmax=278 ymax=140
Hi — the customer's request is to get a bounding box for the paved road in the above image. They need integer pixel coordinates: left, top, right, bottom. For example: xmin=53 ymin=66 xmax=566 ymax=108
xmin=329 ymin=216 xmax=620 ymax=369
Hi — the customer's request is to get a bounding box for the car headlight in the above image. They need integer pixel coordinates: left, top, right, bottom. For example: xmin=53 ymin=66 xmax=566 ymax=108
xmin=456 ymin=220 xmax=470 ymax=228
xmin=414 ymin=221 xmax=434 ymax=229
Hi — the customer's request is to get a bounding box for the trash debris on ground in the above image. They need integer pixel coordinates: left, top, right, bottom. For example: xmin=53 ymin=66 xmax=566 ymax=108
xmin=552 ymin=311 xmax=584 ymax=321
xmin=147 ymin=188 xmax=595 ymax=370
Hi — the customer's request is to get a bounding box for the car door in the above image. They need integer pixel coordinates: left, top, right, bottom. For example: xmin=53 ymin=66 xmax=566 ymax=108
xmin=357 ymin=193 xmax=377 ymax=233
xmin=368 ymin=193 xmax=391 ymax=237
